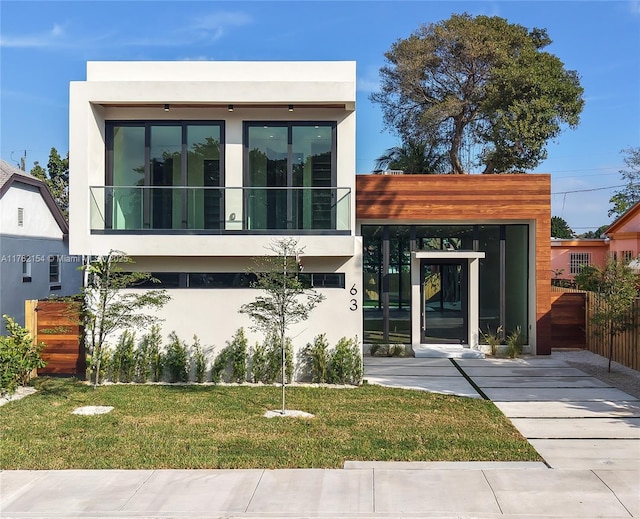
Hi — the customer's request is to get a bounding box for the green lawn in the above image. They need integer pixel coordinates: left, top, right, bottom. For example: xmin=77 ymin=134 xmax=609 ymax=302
xmin=0 ymin=377 xmax=539 ymax=469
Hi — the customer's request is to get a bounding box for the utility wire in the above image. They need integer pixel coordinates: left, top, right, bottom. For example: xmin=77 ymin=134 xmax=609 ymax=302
xmin=552 ymin=184 xmax=625 ymax=195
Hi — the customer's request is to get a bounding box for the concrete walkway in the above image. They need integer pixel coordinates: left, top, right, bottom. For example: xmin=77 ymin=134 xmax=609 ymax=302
xmin=1 ymin=354 xmax=639 ymax=518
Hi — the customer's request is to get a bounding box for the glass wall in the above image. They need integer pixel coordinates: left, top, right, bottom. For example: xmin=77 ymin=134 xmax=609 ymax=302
xmin=362 ymin=224 xmax=529 ymax=344
xmin=244 ymin=122 xmax=336 ymax=230
xmin=106 ymin=121 xmax=224 ymax=231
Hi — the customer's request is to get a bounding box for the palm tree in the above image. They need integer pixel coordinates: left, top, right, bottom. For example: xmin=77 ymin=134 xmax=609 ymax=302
xmin=374 ymin=140 xmax=447 ymax=174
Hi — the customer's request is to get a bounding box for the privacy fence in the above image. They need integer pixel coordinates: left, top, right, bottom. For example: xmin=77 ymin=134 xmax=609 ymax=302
xmin=25 ymin=299 xmax=85 ymax=377
xmin=551 ymin=286 xmax=639 ymax=371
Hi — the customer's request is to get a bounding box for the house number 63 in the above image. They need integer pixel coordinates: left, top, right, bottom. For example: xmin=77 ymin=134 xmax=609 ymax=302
xmin=349 ymin=284 xmax=358 ymax=311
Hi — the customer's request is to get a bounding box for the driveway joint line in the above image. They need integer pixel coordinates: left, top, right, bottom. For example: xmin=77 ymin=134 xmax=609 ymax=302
xmin=450 ymin=359 xmax=488 ymax=400
xmin=117 ymin=469 xmax=155 ymax=512
xmin=591 ymin=469 xmax=634 ymax=518
xmin=244 ymin=468 xmax=265 ymax=513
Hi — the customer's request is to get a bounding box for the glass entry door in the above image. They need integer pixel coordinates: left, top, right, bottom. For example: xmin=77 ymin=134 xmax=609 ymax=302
xmin=421 ymin=260 xmax=468 ymax=344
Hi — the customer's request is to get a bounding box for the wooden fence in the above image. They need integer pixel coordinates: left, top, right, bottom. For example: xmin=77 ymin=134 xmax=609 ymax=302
xmin=550 ymin=287 xmax=586 ymax=349
xmin=584 ymin=292 xmax=639 ymax=371
xmin=25 ymin=300 xmax=85 ymax=377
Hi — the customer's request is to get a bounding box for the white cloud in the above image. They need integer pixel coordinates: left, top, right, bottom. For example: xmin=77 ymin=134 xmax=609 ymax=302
xmin=189 ymin=11 xmax=253 ymax=42
xmin=0 ymin=24 xmax=66 ymax=48
xmin=630 ymin=1 xmax=640 ymax=15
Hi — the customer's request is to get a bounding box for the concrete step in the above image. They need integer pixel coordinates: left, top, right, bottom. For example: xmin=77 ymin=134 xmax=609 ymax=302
xmin=413 ymin=344 xmax=485 ymax=359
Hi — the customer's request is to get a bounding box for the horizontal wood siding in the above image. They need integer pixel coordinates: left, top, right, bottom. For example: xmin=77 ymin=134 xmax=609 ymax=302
xmin=356 ymin=174 xmax=552 ymax=353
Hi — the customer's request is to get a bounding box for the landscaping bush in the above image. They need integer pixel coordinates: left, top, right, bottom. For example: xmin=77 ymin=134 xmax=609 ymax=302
xmin=329 ymin=336 xmax=362 ymax=385
xmin=134 ymin=326 xmax=162 ymax=383
xmin=211 ymin=328 xmax=248 ymax=383
xmin=164 ymin=331 xmax=189 ymax=382
xmin=302 ymin=334 xmax=330 ymax=383
xmin=0 ymin=315 xmax=47 ymax=395
xmin=191 ymin=335 xmax=208 ymax=383
xmin=111 ymin=330 xmax=136 ymax=383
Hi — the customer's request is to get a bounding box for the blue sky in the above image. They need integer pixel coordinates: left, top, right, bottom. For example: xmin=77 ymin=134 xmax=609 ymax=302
xmin=1 ymin=0 xmax=638 ymax=232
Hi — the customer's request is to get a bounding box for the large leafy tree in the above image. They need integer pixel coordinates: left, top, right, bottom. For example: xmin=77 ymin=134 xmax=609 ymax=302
xmin=551 ymin=216 xmax=574 ymax=239
xmin=371 ymin=13 xmax=584 ymax=174
xmin=30 ymin=147 xmax=69 ymax=219
xmin=608 ymin=147 xmax=640 ymax=218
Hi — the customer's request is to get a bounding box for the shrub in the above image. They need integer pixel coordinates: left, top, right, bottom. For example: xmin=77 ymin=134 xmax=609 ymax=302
xmin=211 ymin=328 xmax=249 ymax=383
xmin=480 ymin=325 xmax=503 ymax=356
xmin=505 ymin=326 xmax=525 ymax=359
xmin=134 ymin=326 xmax=162 ymax=383
xmin=164 ymin=331 xmax=189 ymax=382
xmin=0 ymin=315 xmax=47 ymax=395
xmin=329 ymin=336 xmax=362 ymax=385
xmin=112 ymin=330 xmax=136 ymax=383
xmin=303 ymin=334 xmax=330 ymax=383
xmin=192 ymin=335 xmax=207 ymax=383
xmin=248 ymin=332 xmax=292 ymax=384
xmin=248 ymin=341 xmax=268 ymax=383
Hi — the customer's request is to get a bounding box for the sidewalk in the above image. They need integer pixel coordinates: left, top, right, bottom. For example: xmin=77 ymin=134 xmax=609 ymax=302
xmin=1 ymin=352 xmax=639 ymax=518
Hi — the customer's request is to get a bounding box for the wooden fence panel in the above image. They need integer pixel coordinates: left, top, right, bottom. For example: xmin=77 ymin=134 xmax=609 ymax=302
xmin=584 ymin=293 xmax=639 ymax=371
xmin=550 ymin=291 xmax=586 ymax=348
xmin=25 ymin=300 xmax=85 ymax=377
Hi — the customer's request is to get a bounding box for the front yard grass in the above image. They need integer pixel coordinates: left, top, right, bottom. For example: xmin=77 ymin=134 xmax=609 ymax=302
xmin=0 ymin=377 xmax=539 ymax=469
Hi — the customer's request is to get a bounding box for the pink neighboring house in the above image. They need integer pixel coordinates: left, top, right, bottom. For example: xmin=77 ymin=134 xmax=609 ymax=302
xmin=551 ymin=201 xmax=640 ymax=281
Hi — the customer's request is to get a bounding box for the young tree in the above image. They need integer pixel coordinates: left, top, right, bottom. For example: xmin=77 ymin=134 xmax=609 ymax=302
xmin=371 ymin=13 xmax=584 ymax=174
xmin=82 ymin=250 xmax=171 ymax=387
xmin=30 ymin=147 xmax=69 ymax=219
xmin=608 ymin=147 xmax=640 ymax=218
xmin=551 ymin=216 xmax=574 ymax=239
xmin=239 ymin=238 xmax=325 ymax=413
xmin=578 ymin=257 xmax=638 ymax=372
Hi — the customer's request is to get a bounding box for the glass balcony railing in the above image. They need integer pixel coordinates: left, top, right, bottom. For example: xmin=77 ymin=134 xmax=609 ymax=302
xmin=89 ymin=186 xmax=351 ymax=233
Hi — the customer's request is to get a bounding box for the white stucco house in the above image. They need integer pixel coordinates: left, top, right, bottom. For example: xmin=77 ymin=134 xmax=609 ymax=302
xmin=68 ymin=60 xmax=550 ymax=367
xmin=69 ymin=61 xmax=362 ymax=360
xmin=0 ymin=160 xmax=83 ymax=334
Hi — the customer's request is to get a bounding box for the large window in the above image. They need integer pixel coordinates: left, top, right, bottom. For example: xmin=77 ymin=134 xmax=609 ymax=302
xmin=106 ymin=121 xmax=224 ymax=230
xmin=244 ymin=122 xmax=336 ymax=230
xmin=362 ymin=224 xmax=529 ymax=344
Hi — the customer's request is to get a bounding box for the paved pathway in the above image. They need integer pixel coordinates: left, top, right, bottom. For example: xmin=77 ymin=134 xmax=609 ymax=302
xmin=1 ymin=354 xmax=639 ymax=518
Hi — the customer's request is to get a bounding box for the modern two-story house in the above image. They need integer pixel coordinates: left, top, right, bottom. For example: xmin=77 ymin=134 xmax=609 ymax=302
xmin=69 ymin=61 xmax=552 ymax=365
xmin=69 ymin=61 xmax=362 ymax=357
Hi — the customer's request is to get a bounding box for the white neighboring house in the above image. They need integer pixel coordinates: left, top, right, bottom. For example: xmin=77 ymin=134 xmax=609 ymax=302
xmin=0 ymin=160 xmax=83 ymax=334
xmin=69 ymin=61 xmax=361 ymax=364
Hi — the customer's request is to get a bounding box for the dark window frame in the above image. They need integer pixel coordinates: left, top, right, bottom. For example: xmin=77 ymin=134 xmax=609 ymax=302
xmin=105 ymin=120 xmax=226 ymax=230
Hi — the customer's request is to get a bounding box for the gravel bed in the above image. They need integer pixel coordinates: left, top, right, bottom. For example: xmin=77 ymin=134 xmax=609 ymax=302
xmin=553 ymin=349 xmax=640 ymax=399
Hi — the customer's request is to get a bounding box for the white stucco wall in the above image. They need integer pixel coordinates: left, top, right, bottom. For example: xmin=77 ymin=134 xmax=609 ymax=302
xmin=69 ymin=61 xmax=357 ymax=257
xmin=110 ymin=242 xmax=362 ymax=379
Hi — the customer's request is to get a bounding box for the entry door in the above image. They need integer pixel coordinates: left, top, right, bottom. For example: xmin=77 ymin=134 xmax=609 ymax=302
xmin=421 ymin=260 xmax=468 ymax=344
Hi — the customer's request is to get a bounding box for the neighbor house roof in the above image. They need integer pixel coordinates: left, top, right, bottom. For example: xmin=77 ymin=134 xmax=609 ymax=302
xmin=0 ymin=159 xmax=68 ymax=234
xmin=605 ymin=200 xmax=640 ymax=236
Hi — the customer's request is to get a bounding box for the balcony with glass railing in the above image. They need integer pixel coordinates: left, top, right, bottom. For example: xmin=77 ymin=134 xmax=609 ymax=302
xmin=89 ymin=186 xmax=351 ymax=233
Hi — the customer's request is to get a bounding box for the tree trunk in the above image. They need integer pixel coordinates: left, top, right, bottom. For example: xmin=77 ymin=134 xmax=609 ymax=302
xmin=449 ymin=116 xmax=465 ymax=174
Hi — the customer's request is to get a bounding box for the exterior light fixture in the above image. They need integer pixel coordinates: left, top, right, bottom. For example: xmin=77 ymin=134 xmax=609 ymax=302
xmin=164 ymin=104 xmax=170 ymax=111
xmin=288 ymin=104 xmax=294 ymax=112
xmin=228 ymin=104 xmax=234 ymax=112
